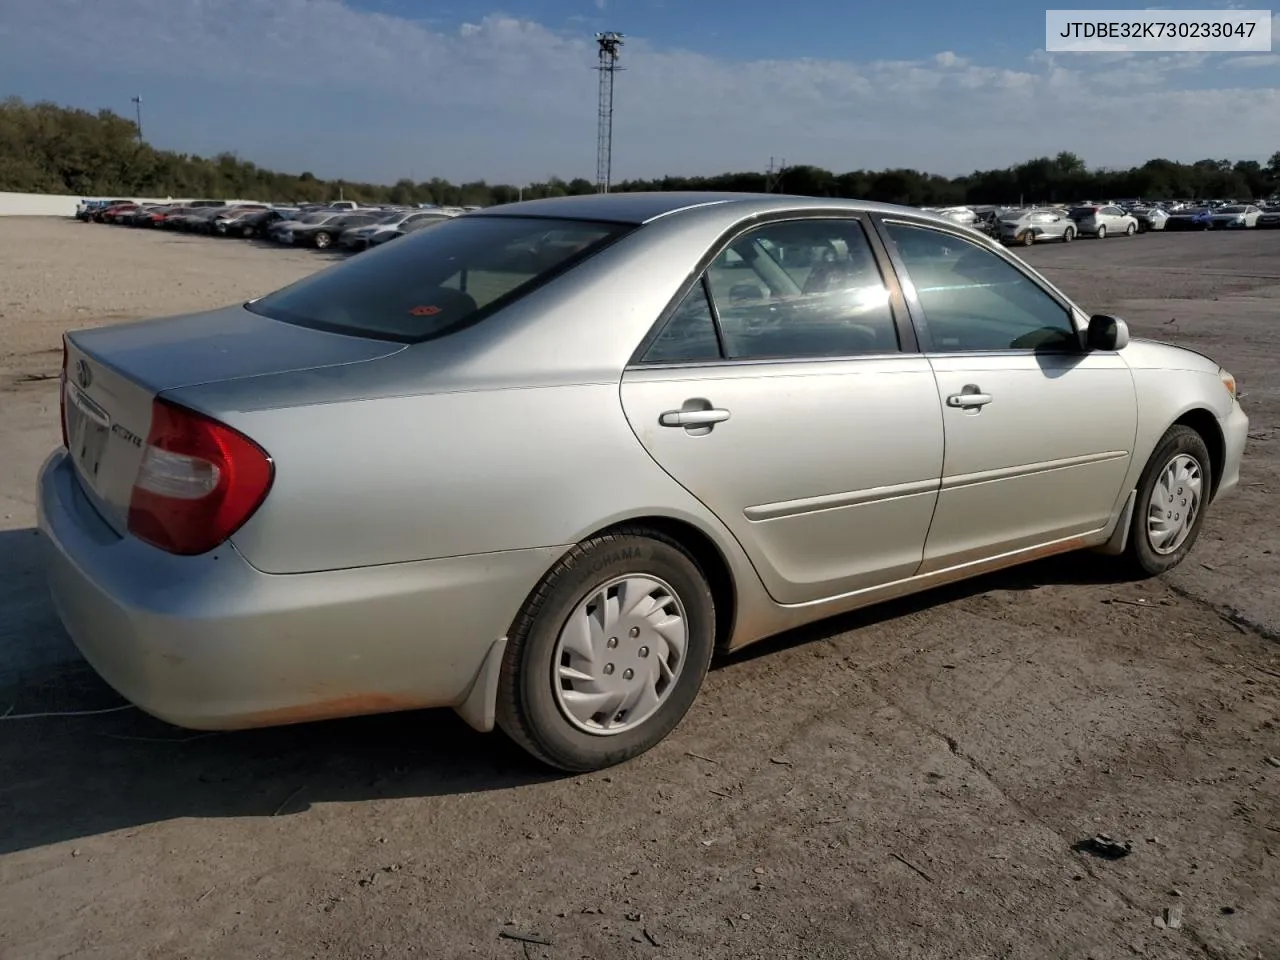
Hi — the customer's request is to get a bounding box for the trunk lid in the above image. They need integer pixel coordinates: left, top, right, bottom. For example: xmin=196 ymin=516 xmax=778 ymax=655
xmin=63 ymin=304 xmax=405 ymax=534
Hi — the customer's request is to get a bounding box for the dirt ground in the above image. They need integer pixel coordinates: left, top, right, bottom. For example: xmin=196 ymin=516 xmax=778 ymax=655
xmin=0 ymin=218 xmax=1277 ymax=960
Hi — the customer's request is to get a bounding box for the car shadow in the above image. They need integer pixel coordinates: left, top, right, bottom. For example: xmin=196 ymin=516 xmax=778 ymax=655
xmin=0 ymin=525 xmax=1130 ymax=854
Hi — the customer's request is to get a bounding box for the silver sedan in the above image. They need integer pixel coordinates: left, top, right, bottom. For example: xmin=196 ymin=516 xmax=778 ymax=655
xmin=39 ymin=192 xmax=1249 ymax=772
xmin=997 ymin=208 xmax=1077 ymax=245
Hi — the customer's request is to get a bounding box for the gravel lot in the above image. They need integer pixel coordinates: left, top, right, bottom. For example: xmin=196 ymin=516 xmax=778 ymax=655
xmin=1 ymin=217 xmax=1277 ymax=960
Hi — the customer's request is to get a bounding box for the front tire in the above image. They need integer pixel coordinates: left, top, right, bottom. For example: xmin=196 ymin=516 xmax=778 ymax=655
xmin=313 ymin=231 xmax=333 ymax=249
xmin=1096 ymin=224 xmax=1107 ymax=239
xmin=496 ymin=529 xmax=716 ymax=772
xmin=1125 ymin=222 xmax=1136 ymax=236
xmin=1122 ymin=425 xmax=1212 ymax=577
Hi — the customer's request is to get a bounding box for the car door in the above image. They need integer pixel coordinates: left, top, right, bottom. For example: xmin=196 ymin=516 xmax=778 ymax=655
xmin=874 ymin=218 xmax=1137 ymax=573
xmin=620 ymin=215 xmax=944 ymax=606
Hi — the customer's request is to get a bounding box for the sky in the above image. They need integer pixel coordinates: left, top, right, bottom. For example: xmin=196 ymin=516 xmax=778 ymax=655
xmin=0 ymin=0 xmax=1277 ymax=186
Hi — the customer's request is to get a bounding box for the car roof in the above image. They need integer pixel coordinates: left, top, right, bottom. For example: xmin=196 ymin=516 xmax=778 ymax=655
xmin=468 ymin=191 xmax=964 ymax=228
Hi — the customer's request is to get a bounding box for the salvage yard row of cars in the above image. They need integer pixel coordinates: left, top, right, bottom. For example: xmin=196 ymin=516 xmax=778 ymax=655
xmin=925 ymin=198 xmax=1280 ymax=246
xmin=78 ymin=195 xmax=1280 ymax=256
xmin=75 ymin=197 xmax=469 ymax=250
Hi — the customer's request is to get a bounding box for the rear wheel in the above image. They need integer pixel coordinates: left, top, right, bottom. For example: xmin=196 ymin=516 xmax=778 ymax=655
xmin=496 ymin=529 xmax=716 ymax=772
xmin=1062 ymin=227 xmax=1075 ymax=242
xmin=1122 ymin=425 xmax=1212 ymax=577
xmin=313 ymin=231 xmax=333 ymax=248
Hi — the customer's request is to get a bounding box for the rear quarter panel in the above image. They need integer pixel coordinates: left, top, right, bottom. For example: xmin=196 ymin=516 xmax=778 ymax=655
xmin=217 ymin=382 xmax=741 ymax=576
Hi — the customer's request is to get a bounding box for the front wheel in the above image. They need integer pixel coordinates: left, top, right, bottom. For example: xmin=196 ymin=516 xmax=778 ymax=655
xmin=1126 ymin=222 xmax=1136 ymax=236
xmin=1096 ymin=224 xmax=1107 ymax=239
xmin=313 ymin=231 xmax=333 ymax=248
xmin=1122 ymin=425 xmax=1212 ymax=577
xmin=496 ymin=529 xmax=716 ymax=772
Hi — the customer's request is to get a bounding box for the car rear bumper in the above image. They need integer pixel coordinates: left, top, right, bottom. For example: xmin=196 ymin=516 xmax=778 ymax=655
xmin=37 ymin=449 xmax=561 ymax=731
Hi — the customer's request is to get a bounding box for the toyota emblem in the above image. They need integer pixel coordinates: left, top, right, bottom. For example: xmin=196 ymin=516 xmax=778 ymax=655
xmin=75 ymin=358 xmax=92 ymax=390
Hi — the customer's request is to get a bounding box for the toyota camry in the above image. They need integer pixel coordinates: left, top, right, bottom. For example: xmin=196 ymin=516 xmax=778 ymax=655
xmin=39 ymin=192 xmax=1249 ymax=772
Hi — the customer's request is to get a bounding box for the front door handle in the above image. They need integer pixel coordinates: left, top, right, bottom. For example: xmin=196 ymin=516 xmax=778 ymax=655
xmin=659 ymin=408 xmax=731 ymax=427
xmin=946 ymin=386 xmax=993 ymax=409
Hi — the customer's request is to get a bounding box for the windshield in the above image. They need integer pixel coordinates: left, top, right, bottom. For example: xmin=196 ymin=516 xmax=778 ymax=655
xmin=247 ymin=215 xmax=631 ymax=342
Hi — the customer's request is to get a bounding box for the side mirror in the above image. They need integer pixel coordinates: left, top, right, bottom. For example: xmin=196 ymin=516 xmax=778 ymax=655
xmin=1087 ymin=314 xmax=1130 ymax=351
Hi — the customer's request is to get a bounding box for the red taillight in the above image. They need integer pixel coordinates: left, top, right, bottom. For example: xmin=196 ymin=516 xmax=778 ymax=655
xmin=59 ymin=340 xmax=69 ymax=448
xmin=127 ymin=398 xmax=274 ymax=556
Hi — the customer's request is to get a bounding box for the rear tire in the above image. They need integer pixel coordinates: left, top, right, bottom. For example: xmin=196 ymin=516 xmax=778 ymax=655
xmin=1062 ymin=227 xmax=1075 ymax=243
xmin=496 ymin=529 xmax=716 ymax=772
xmin=1121 ymin=425 xmax=1212 ymax=578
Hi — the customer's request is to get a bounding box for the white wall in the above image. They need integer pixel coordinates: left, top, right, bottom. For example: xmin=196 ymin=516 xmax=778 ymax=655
xmin=0 ymin=192 xmax=182 ymax=217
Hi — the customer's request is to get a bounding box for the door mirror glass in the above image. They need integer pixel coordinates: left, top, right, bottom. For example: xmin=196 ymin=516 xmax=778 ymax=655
xmin=1087 ymin=314 xmax=1129 ymax=351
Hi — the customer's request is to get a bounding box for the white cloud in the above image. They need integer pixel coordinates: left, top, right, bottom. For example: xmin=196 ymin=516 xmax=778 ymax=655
xmin=0 ymin=0 xmax=1276 ymax=183
xmin=1223 ymin=53 xmax=1280 ymax=67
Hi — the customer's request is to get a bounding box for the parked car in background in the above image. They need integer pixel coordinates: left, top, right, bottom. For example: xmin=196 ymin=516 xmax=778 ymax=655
xmin=341 ymin=210 xmax=455 ymax=250
xmin=1257 ymin=207 xmax=1280 ymax=229
xmin=267 ymin=210 xmax=346 ymax=244
xmin=997 ymin=208 xmax=1077 ymax=245
xmin=217 ymin=208 xmax=298 ymax=238
xmin=76 ymin=199 xmax=129 ymax=221
xmin=366 ymin=213 xmax=454 ymax=248
xmin=1209 ymin=204 xmax=1261 ymax=229
xmin=1166 ymin=207 xmax=1215 ymax=231
xmin=41 ymin=192 xmax=1247 ymax=773
xmin=286 ymin=212 xmax=381 ymax=248
xmin=1133 ymin=207 xmax=1169 ymax=232
xmin=1068 ymin=204 xmax=1139 ymax=239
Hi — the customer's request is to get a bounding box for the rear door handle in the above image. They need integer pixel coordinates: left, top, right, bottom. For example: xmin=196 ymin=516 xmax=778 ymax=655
xmin=659 ymin=408 xmax=731 ymax=427
xmin=946 ymin=390 xmax=993 ymax=409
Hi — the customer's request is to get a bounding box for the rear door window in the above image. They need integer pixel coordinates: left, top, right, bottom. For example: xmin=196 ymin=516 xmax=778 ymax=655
xmin=641 ymin=217 xmax=900 ymax=363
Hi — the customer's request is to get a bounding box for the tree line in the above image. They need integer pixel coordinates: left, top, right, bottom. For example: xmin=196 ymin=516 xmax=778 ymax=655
xmin=2 ymin=97 xmax=1278 ymax=208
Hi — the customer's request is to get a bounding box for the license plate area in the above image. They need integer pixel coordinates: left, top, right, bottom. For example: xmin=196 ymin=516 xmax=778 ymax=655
xmin=65 ymin=382 xmax=112 ymax=485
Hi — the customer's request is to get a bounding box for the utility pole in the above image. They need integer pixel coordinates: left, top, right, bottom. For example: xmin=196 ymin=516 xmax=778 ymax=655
xmin=594 ymin=32 xmax=624 ymax=194
xmin=131 ymin=95 xmax=144 ymax=143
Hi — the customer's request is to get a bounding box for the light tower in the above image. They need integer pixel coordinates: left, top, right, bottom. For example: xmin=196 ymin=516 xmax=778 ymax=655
xmin=131 ymin=95 xmax=144 ymax=143
xmin=594 ymin=31 xmax=624 ymax=194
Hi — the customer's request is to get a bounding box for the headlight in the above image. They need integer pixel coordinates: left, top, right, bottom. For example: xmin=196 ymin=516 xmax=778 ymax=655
xmin=1219 ymin=367 xmax=1237 ymax=400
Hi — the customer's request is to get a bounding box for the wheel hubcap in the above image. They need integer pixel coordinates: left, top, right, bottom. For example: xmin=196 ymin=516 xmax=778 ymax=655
xmin=551 ymin=575 xmax=688 ymax=736
xmin=1146 ymin=454 xmax=1203 ymax=555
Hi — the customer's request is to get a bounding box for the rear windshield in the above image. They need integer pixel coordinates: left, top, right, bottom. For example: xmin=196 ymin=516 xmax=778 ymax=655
xmin=1068 ymin=207 xmax=1096 ymax=219
xmin=246 ymin=215 xmax=631 ymax=342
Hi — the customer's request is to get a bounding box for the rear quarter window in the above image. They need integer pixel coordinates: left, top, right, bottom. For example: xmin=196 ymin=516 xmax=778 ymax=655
xmin=247 ymin=216 xmax=631 ymax=342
